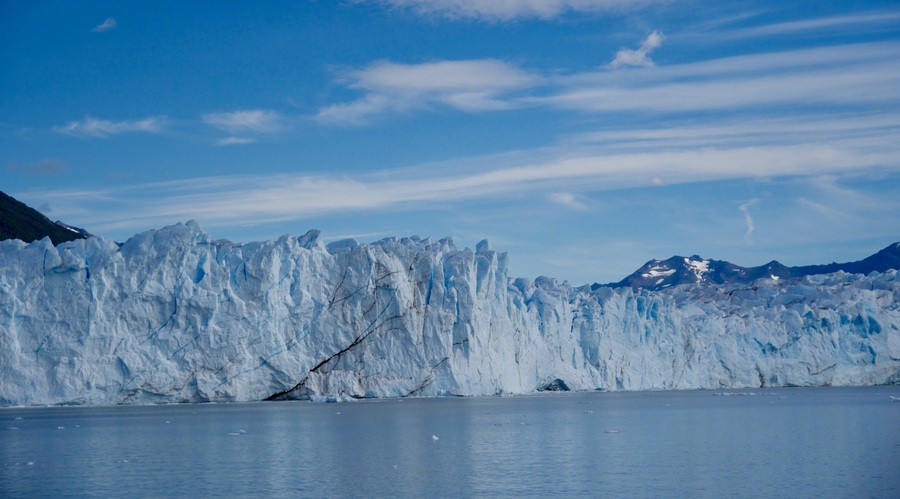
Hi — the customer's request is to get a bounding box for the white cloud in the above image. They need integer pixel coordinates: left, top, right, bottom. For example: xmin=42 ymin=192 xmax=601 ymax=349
xmin=54 ymin=116 xmax=165 ymax=138
xmin=547 ymin=42 xmax=900 ymax=113
xmin=317 ymin=43 xmax=900 ymax=126
xmin=362 ymin=0 xmax=660 ymax=21
xmin=202 ymin=110 xmax=284 ymax=133
xmin=351 ymin=59 xmax=534 ymax=91
xmin=549 ymin=191 xmax=588 ymax=210
xmin=317 ymin=59 xmax=538 ymax=124
xmin=216 ymin=137 xmax=257 ymax=146
xmin=722 ymin=12 xmax=900 ymax=39
xmin=738 ymin=199 xmax=758 ymax=243
xmin=316 ymin=95 xmax=393 ymax=125
xmin=804 ymin=175 xmax=882 ymax=213
xmin=92 ymin=18 xmax=117 ymax=32
xmin=795 ymin=198 xmax=852 ymax=221
xmin=607 ymin=31 xmax=664 ymax=69
xmin=573 ymin=113 xmax=900 ymax=151
xmin=30 ymin=130 xmax=900 ymax=236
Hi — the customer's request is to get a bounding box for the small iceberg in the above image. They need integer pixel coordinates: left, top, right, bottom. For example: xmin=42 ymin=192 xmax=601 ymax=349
xmin=309 ymin=394 xmax=354 ymax=403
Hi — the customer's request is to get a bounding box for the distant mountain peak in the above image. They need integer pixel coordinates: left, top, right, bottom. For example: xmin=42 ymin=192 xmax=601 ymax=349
xmin=610 ymin=243 xmax=900 ymax=291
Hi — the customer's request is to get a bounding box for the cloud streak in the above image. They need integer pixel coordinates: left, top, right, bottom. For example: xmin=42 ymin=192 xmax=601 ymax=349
xmin=318 ymin=42 xmax=900 ymax=124
xmin=92 ymin=18 xmax=117 ymax=32
xmin=549 ymin=191 xmax=589 ymax=211
xmin=54 ymin=116 xmax=165 ymax=138
xmin=545 ymin=42 xmax=900 ymax=114
xmin=317 ymin=59 xmax=538 ymax=124
xmin=216 ymin=137 xmax=257 ymax=146
xmin=361 ymin=0 xmax=661 ymax=21
xmin=202 ymin=109 xmax=284 ymax=133
xmin=720 ymin=11 xmax=900 ymax=38
xmin=24 ymin=122 xmax=900 ymax=237
xmin=738 ymin=199 xmax=758 ymax=243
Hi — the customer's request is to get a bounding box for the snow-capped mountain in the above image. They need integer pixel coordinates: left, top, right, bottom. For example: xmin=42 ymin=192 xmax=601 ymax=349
xmin=607 ymin=255 xmax=784 ymax=290
xmin=610 ymin=243 xmax=900 ymax=291
xmin=1 ymin=221 xmax=897 ymax=406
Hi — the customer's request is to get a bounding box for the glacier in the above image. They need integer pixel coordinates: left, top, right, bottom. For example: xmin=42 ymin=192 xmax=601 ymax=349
xmin=1 ymin=221 xmax=898 ymax=406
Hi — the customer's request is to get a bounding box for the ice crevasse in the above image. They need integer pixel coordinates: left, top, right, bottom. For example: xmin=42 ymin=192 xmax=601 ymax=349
xmin=1 ymin=221 xmax=898 ymax=406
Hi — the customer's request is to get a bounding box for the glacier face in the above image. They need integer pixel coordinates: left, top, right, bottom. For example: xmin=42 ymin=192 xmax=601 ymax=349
xmin=1 ymin=221 xmax=898 ymax=406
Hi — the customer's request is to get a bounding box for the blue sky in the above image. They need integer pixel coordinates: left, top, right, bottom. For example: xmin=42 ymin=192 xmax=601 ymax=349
xmin=2 ymin=0 xmax=899 ymax=284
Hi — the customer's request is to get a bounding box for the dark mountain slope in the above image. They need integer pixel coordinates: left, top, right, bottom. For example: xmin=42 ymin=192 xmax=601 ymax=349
xmin=0 ymin=190 xmax=87 ymax=245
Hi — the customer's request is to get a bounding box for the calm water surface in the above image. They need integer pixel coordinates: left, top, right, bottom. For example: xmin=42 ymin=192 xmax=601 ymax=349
xmin=2 ymin=387 xmax=899 ymax=498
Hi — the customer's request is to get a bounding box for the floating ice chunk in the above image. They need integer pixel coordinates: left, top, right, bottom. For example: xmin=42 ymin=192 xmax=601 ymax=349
xmin=310 ymin=393 xmax=356 ymax=403
xmin=432 ymin=435 xmax=439 ymax=441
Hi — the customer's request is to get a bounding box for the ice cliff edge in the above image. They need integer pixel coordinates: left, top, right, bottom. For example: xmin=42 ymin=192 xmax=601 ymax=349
xmin=1 ymin=221 xmax=898 ymax=406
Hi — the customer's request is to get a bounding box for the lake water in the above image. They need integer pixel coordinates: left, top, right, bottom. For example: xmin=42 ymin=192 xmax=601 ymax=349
xmin=2 ymin=387 xmax=899 ymax=498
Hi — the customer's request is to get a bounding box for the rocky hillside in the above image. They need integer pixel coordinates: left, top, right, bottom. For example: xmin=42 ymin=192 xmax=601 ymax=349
xmin=0 ymin=190 xmax=87 ymax=246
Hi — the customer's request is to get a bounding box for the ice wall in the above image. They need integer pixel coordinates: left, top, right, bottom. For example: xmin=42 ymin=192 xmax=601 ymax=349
xmin=1 ymin=222 xmax=898 ymax=406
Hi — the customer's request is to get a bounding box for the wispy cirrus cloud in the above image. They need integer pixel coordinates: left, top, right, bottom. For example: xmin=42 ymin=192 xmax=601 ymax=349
xmin=738 ymin=199 xmax=758 ymax=243
xmin=719 ymin=11 xmax=900 ymax=39
xmin=360 ymin=0 xmax=661 ymax=21
xmin=543 ymin=41 xmax=900 ymax=114
xmin=572 ymin=113 xmax=900 ymax=151
xmin=54 ymin=116 xmax=165 ymax=138
xmin=317 ymin=59 xmax=539 ymax=124
xmin=318 ymin=41 xmax=899 ymax=124
xmin=216 ymin=137 xmax=257 ymax=146
xmin=607 ymin=31 xmax=664 ymax=69
xmin=549 ymin=191 xmax=589 ymax=211
xmin=202 ymin=109 xmax=284 ymax=133
xmin=92 ymin=18 xmax=117 ymax=32
xmin=25 ymin=113 xmax=900 ymax=237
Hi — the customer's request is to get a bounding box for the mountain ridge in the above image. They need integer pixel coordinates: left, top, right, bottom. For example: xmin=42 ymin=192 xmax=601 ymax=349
xmin=606 ymin=242 xmax=900 ymax=291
